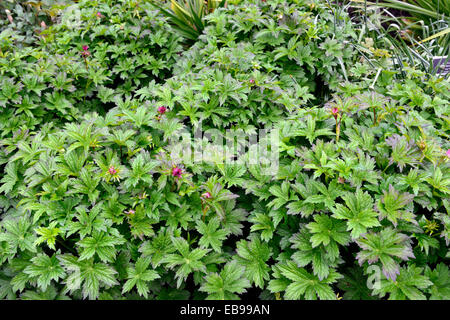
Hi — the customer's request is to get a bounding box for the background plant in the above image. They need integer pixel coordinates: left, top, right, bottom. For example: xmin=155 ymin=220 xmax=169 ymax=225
xmin=0 ymin=0 xmax=449 ymax=301
xmin=148 ymin=0 xmax=227 ymax=40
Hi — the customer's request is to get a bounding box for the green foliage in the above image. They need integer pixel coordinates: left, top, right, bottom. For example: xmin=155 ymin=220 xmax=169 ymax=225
xmin=162 ymin=237 xmax=210 ymax=288
xmin=372 ymin=264 xmax=433 ymax=300
xmin=0 ymin=0 xmax=449 ymax=301
xmin=332 ymin=189 xmax=380 ymax=239
xmin=200 ymin=260 xmax=251 ymax=300
xmin=269 ymin=260 xmax=342 ymax=300
xmin=122 ymin=257 xmax=160 ymax=298
xmin=235 ymin=238 xmax=271 ymax=289
xmin=356 ymin=228 xmax=415 ymax=281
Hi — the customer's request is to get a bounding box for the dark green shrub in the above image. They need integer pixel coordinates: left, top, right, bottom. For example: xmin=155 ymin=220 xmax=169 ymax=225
xmin=0 ymin=0 xmax=449 ymax=300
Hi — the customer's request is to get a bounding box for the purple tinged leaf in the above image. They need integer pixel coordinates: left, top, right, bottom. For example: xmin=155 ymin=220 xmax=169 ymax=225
xmin=382 ymin=265 xmax=400 ymax=282
xmin=399 ymin=247 xmax=415 ymax=261
xmin=367 ymin=257 xmax=379 ymax=264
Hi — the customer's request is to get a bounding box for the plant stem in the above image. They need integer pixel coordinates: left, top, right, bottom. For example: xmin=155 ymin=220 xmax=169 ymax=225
xmin=373 ymin=107 xmax=377 ymax=125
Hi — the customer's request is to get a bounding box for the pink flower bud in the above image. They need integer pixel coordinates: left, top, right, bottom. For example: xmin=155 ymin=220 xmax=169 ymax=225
xmin=331 ymin=107 xmax=339 ymax=119
xmin=172 ymin=167 xmax=182 ymax=178
xmin=108 ymin=166 xmax=117 ymax=175
xmin=41 ymin=21 xmax=46 ymax=28
xmin=446 ymin=149 xmax=450 ymax=159
xmin=97 ymin=12 xmax=103 ymax=18
xmin=126 ymin=209 xmax=135 ymax=215
xmin=158 ymin=106 xmax=167 ymax=115
xmin=249 ymin=79 xmax=255 ymax=84
xmin=81 ymin=46 xmax=90 ymax=57
xmin=202 ymin=192 xmax=212 ymax=199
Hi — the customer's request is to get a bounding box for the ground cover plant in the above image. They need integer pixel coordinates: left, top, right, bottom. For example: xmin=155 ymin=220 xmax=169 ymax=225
xmin=0 ymin=0 xmax=449 ymax=300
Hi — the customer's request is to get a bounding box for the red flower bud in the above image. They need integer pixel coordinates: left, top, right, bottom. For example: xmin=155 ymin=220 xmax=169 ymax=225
xmin=331 ymin=107 xmax=339 ymax=119
xmin=158 ymin=106 xmax=167 ymax=115
xmin=202 ymin=192 xmax=212 ymax=199
xmin=108 ymin=166 xmax=117 ymax=175
xmin=172 ymin=167 xmax=182 ymax=178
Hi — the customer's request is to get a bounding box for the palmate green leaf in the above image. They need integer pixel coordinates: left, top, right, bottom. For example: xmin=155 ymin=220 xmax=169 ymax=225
xmin=306 ymin=215 xmax=350 ymax=248
xmin=0 ymin=275 xmax=16 ymax=300
xmin=0 ymin=162 xmax=20 ymax=194
xmin=23 ymin=254 xmax=65 ymax=291
xmin=397 ymin=168 xmax=431 ymax=196
xmin=55 ymin=149 xmax=87 ymax=178
xmin=97 ymin=86 xmax=116 ymax=104
xmin=414 ymin=232 xmax=440 ymax=255
xmin=424 ymin=263 xmax=450 ymax=300
xmin=372 ymin=265 xmax=433 ymax=300
xmin=122 ymin=257 xmax=160 ymax=298
xmin=197 ymin=217 xmax=230 ymax=252
xmin=9 ymin=135 xmax=44 ymax=165
xmin=11 ymin=271 xmax=29 ymax=293
xmin=0 ymin=0 xmax=448 ymax=302
xmin=273 ymin=35 xmax=301 ymax=61
xmin=202 ymin=177 xmax=239 ymax=221
xmin=65 ymin=205 xmax=110 ymax=239
xmin=235 ymin=238 xmax=271 ymax=288
xmin=127 ymin=208 xmax=156 ymax=240
xmin=200 ymin=260 xmax=251 ymax=300
xmin=139 ymin=228 xmax=176 ymax=268
xmin=162 ymin=237 xmax=209 ymax=288
xmin=270 ymin=261 xmax=342 ymax=300
xmin=288 ymin=176 xmax=320 ymax=217
xmin=217 ymin=163 xmax=246 ymax=187
xmin=425 ymin=167 xmax=450 ymax=194
xmin=155 ymin=118 xmax=184 ymax=142
xmin=164 ymin=205 xmax=193 ymax=230
xmin=58 ymin=254 xmax=118 ymax=300
xmin=65 ymin=122 xmax=103 ymax=154
xmin=356 ymin=228 xmax=415 ymax=281
xmin=303 ymin=180 xmax=344 ymax=210
xmin=71 ymin=167 xmax=101 ymax=204
xmin=268 ymin=181 xmax=298 ymax=210
xmin=332 ymin=189 xmax=380 ymax=239
xmin=149 ymin=1 xmax=199 ymax=40
xmin=293 ymin=115 xmax=333 ymax=145
xmin=34 ymin=221 xmax=60 ymax=250
xmin=377 ymin=185 xmax=415 ymax=226
xmin=77 ymin=231 xmax=125 ymax=263
xmin=122 ymin=105 xmax=154 ymax=128
xmin=222 ymin=204 xmax=248 ymax=236
xmin=0 ymin=217 xmax=37 ymax=253
xmin=290 ymin=228 xmax=340 ymax=281
xmin=123 ymin=153 xmax=159 ymax=189
xmin=385 ymin=134 xmax=421 ymax=172
xmin=250 ymin=212 xmax=276 ymax=242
